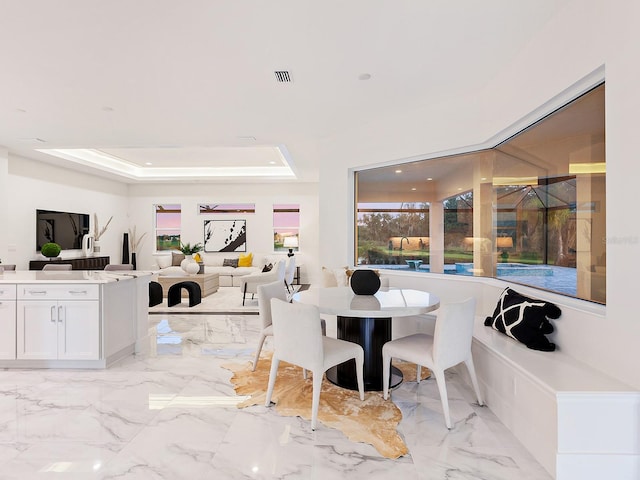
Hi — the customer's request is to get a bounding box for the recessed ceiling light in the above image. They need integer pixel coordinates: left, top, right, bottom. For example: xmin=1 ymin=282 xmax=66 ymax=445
xmin=269 ymin=161 xmax=276 ymax=165
xmin=395 ymin=169 xmax=402 ymax=173
xmin=427 ymin=177 xmax=433 ymax=181
xmin=145 ymin=162 xmax=153 ymax=166
xmin=358 ymin=73 xmax=372 ymax=80
xmin=458 ymin=187 xmax=463 ymax=191
xmin=481 ymin=177 xmax=487 ymax=181
xmin=411 ymin=187 xmax=417 ymax=191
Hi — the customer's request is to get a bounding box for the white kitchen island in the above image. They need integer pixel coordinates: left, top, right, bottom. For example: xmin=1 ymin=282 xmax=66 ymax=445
xmin=0 ymin=270 xmax=151 ymax=368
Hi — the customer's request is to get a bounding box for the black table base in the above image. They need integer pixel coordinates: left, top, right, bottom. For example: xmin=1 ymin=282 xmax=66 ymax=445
xmin=325 ymin=315 xmax=402 ymax=392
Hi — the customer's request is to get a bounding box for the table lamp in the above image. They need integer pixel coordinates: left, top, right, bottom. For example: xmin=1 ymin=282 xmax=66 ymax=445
xmin=283 ymin=236 xmax=299 ymax=257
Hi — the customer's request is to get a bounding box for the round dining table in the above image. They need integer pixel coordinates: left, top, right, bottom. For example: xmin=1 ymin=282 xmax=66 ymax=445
xmin=293 ymin=287 xmax=440 ymax=391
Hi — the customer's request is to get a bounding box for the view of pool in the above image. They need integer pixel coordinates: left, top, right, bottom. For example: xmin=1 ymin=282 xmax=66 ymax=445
xmin=368 ymin=262 xmax=578 ymax=296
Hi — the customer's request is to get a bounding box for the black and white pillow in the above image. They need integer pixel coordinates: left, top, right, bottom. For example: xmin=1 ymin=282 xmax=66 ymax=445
xmin=223 ymin=258 xmax=239 ymax=268
xmin=484 ymin=288 xmax=561 ymax=351
xmin=262 ymin=263 xmax=273 ymax=272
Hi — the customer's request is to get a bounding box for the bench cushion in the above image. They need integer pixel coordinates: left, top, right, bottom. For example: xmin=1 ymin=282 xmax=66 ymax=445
xmin=484 ymin=287 xmax=561 ymax=352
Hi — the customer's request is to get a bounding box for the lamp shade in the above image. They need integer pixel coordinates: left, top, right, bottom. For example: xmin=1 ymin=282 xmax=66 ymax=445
xmin=496 ymin=237 xmax=514 ymax=249
xmin=283 ymin=236 xmax=299 ymax=248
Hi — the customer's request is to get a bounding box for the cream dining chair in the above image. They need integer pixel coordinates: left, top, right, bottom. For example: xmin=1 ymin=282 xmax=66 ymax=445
xmin=253 ymin=280 xmax=289 ymax=371
xmin=265 ymin=298 xmax=365 ymax=430
xmin=382 ymin=297 xmax=483 ymax=429
xmin=284 ymin=256 xmax=296 ymax=293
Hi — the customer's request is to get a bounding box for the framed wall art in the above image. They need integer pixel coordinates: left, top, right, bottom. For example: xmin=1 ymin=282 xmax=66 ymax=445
xmin=204 ymin=219 xmax=247 ymax=252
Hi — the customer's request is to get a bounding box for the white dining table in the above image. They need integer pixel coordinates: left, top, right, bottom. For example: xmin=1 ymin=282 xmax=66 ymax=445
xmin=293 ymin=287 xmax=440 ymax=391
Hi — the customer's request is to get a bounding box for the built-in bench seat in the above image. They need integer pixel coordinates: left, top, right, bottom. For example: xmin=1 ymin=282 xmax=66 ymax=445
xmin=382 ymin=270 xmax=640 ymax=480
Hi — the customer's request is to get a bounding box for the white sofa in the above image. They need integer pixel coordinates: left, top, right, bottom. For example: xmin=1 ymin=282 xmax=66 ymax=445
xmin=155 ymin=252 xmax=279 ymax=287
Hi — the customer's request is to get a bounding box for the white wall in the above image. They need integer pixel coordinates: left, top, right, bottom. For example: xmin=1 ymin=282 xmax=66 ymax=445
xmin=127 ymin=182 xmax=320 ymax=284
xmin=318 ymin=0 xmax=640 ymax=389
xmin=3 ymin=154 xmax=129 ymax=269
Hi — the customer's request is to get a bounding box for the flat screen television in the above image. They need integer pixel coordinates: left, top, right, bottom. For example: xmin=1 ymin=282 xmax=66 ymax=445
xmin=36 ymin=209 xmax=90 ymax=251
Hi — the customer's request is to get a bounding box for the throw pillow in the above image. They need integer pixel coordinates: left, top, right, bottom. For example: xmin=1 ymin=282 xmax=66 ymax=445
xmin=262 ymin=263 xmax=273 ymax=273
xmin=171 ymin=252 xmax=185 ymax=266
xmin=223 ymin=258 xmax=239 ymax=268
xmin=484 ymin=287 xmax=561 ymax=351
xmin=238 ymin=252 xmax=253 ymax=267
xmin=321 ymin=267 xmax=338 ymax=287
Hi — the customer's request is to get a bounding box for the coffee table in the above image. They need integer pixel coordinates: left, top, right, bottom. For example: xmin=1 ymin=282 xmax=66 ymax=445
xmin=157 ymin=273 xmax=219 ymax=298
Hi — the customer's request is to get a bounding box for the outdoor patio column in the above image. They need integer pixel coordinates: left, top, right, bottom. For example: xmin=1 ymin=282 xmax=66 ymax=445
xmin=429 ymin=200 xmax=444 ymax=273
xmin=473 ymin=153 xmax=496 ymax=277
xmin=572 ymin=143 xmax=606 ymax=303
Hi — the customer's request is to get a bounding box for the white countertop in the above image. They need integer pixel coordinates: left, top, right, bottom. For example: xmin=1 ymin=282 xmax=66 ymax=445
xmin=0 ymin=270 xmax=152 ymax=284
xmin=293 ymin=287 xmax=440 ymax=317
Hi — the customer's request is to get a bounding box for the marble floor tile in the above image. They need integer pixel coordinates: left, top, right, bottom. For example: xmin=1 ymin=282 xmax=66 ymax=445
xmin=0 ymin=310 xmax=552 ymax=479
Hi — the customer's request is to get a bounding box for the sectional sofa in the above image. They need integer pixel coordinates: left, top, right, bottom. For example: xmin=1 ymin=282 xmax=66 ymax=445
xmin=154 ymin=252 xmax=279 ymax=287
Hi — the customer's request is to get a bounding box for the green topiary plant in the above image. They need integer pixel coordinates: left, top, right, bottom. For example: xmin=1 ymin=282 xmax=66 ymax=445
xmin=41 ymin=242 xmax=62 ymax=258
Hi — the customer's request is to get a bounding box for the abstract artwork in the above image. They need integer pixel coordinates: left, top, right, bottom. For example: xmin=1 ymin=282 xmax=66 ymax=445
xmin=204 ymin=219 xmax=247 ymax=252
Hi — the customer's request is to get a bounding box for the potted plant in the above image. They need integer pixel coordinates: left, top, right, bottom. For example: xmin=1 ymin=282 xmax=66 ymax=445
xmin=41 ymin=242 xmax=62 ymax=259
xmin=179 ymin=242 xmax=204 ymax=273
xmin=179 ymin=242 xmax=203 ymax=256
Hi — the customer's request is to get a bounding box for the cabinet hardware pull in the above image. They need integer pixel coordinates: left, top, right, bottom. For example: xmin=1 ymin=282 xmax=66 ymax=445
xmin=28 ymin=290 xmax=47 ymax=295
xmin=51 ymin=305 xmax=56 ymax=322
xmin=58 ymin=305 xmax=64 ymax=323
xmin=68 ymin=290 xmax=88 ymax=295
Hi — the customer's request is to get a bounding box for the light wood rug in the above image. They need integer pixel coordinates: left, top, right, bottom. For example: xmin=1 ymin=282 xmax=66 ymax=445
xmin=223 ymin=354 xmax=430 ymax=459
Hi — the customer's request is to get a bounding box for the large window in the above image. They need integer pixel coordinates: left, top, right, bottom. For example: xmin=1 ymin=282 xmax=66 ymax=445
xmin=356 ymin=83 xmax=605 ymax=303
xmin=155 ymin=204 xmax=181 ymax=251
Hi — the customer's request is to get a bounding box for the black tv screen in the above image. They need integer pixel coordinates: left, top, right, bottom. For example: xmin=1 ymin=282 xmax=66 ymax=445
xmin=36 ymin=209 xmax=90 ymax=251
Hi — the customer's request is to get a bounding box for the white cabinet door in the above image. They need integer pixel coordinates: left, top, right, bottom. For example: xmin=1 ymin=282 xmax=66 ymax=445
xmin=0 ymin=299 xmax=16 ymax=359
xmin=17 ymin=301 xmax=58 ymax=359
xmin=57 ymin=300 xmax=100 ymax=360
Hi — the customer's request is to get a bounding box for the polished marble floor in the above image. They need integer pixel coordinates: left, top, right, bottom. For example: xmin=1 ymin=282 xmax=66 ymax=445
xmin=0 ymin=311 xmax=553 ymax=479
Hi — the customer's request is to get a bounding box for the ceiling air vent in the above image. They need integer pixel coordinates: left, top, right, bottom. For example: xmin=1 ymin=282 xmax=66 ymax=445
xmin=274 ymin=71 xmax=292 ymax=83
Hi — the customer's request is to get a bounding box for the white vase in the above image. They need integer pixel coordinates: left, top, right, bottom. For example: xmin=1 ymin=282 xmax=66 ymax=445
xmin=181 ymin=257 xmax=199 ymax=273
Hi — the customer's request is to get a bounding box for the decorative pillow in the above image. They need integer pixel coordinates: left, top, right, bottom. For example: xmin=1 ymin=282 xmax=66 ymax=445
xmin=156 ymin=255 xmax=172 ymax=269
xmin=321 ymin=267 xmax=338 ymax=287
xmin=223 ymin=258 xmax=239 ymax=268
xmin=238 ymin=252 xmax=253 ymax=267
xmin=262 ymin=263 xmax=273 ymax=273
xmin=484 ymin=287 xmax=561 ymax=351
xmin=171 ymin=252 xmax=185 ymax=266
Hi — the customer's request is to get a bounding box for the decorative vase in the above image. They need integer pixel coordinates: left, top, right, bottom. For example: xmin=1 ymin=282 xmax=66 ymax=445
xmin=349 ymin=269 xmax=381 ymax=295
xmin=122 ymin=233 xmax=130 ymax=264
xmin=131 ymin=252 xmax=137 ymax=270
xmin=184 ymin=262 xmax=200 ymax=274
xmin=93 ymin=241 xmax=101 ymax=253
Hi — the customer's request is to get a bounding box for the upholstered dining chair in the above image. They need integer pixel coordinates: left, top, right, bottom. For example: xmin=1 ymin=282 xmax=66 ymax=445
xmin=254 ymin=280 xmax=327 ymax=371
xmin=42 ymin=264 xmax=72 ymax=271
xmin=253 ymin=280 xmax=289 ymax=371
xmin=284 ymin=256 xmax=296 ymax=293
xmin=265 ymin=298 xmax=365 ymax=430
xmin=240 ymin=259 xmax=286 ymax=306
xmin=104 ymin=264 xmax=134 ymax=271
xmin=382 ymin=297 xmax=483 ymax=429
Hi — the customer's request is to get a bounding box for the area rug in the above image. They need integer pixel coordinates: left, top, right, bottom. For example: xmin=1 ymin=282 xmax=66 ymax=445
xmin=222 ymin=354 xmax=430 ymax=458
xmin=149 ymin=284 xmax=309 ymax=314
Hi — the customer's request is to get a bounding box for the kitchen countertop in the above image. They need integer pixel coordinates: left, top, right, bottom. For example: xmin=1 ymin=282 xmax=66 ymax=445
xmin=0 ymin=270 xmax=152 ymax=284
